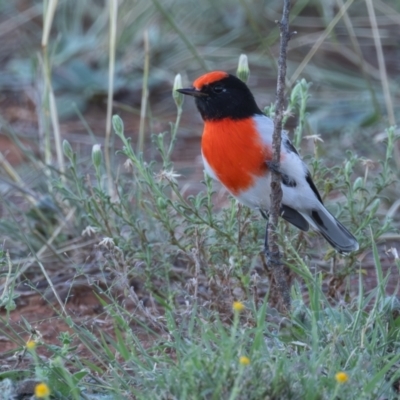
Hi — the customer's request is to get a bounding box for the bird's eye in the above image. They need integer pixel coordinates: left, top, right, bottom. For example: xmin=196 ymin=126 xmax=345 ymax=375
xmin=213 ymin=85 xmax=224 ymax=93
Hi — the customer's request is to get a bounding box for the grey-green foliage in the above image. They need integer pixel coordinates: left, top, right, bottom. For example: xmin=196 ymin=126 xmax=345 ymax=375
xmin=94 ymin=277 xmax=400 ymax=399
xmin=54 ymin=79 xmax=398 ymax=299
xmin=3 ymin=75 xmax=399 ymax=400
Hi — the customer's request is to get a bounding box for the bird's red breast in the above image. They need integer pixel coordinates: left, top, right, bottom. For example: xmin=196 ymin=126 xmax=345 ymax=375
xmin=202 ymin=117 xmax=272 ymax=195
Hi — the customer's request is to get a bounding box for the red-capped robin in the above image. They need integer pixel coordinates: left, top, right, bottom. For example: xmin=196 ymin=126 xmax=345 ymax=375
xmin=177 ymin=71 xmax=359 ymax=253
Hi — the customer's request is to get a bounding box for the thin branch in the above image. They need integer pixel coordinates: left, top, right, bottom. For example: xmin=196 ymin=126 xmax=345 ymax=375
xmin=268 ymin=0 xmax=292 ymax=313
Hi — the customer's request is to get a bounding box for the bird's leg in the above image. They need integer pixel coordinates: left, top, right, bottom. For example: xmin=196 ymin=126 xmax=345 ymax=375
xmin=266 ymin=160 xmax=281 ymax=175
xmin=264 ymin=219 xmax=270 ymax=259
xmin=261 ymin=210 xmax=281 ymax=265
xmin=260 ymin=210 xmax=270 ymax=259
xmin=260 ymin=209 xmax=269 ymax=220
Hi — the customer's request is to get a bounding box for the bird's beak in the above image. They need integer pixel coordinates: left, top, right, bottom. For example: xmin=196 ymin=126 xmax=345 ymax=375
xmin=176 ymin=87 xmax=208 ymax=97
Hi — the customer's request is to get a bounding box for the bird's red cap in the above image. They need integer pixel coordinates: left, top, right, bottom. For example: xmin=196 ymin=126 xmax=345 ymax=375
xmin=193 ymin=71 xmax=229 ymax=90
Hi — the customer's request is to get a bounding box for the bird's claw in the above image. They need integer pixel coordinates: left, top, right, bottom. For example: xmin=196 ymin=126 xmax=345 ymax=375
xmin=264 ymin=248 xmax=281 ymax=266
xmin=266 ymin=161 xmax=281 ymax=175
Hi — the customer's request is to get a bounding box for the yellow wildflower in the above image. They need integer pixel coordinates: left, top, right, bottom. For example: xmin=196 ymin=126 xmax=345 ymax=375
xmin=239 ymin=356 xmax=250 ymax=366
xmin=26 ymin=340 xmax=36 ymax=350
xmin=232 ymin=301 xmax=245 ymax=312
xmin=335 ymin=371 xmax=349 ymax=384
xmin=34 ymin=382 xmax=50 ymax=398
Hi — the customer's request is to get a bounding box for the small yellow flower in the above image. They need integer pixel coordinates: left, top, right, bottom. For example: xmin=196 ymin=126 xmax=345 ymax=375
xmin=239 ymin=356 xmax=250 ymax=366
xmin=34 ymin=382 xmax=50 ymax=398
xmin=335 ymin=371 xmax=349 ymax=384
xmin=232 ymin=301 xmax=245 ymax=312
xmin=26 ymin=340 xmax=36 ymax=350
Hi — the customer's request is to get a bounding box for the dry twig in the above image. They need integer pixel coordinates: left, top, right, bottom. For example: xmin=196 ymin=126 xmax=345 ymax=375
xmin=268 ymin=0 xmax=293 ymax=313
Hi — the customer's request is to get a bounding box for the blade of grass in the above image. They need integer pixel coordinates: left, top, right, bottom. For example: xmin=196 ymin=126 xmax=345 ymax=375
xmin=72 ymin=103 xmax=98 ymax=144
xmin=137 ymin=30 xmax=149 ymax=153
xmin=371 ymin=229 xmax=385 ymax=300
xmin=49 ymin=88 xmax=65 ymax=177
xmin=42 ymin=1 xmax=64 ymax=177
xmin=41 ymin=0 xmax=59 ymax=172
xmin=335 ymin=0 xmax=380 ymax=117
xmin=1 ymin=207 xmax=76 ymax=286
xmin=151 ymin=0 xmax=208 ymax=71
xmin=365 ymin=0 xmax=397 ymax=171
xmin=105 ymin=0 xmax=118 ymax=196
xmin=0 ymin=152 xmax=36 ymax=205
xmin=288 ymin=0 xmax=354 ymax=86
xmin=0 ymin=3 xmax=42 ymax=36
xmin=362 ymin=353 xmax=400 ymax=394
xmin=375 ymin=0 xmax=400 ymax=32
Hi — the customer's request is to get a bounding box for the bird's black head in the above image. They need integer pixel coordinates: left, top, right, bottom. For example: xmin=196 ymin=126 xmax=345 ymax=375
xmin=177 ymin=71 xmax=263 ymax=121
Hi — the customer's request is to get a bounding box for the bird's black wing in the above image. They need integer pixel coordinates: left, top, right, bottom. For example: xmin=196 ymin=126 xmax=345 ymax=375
xmin=283 ymin=136 xmax=324 ymax=204
xmin=280 ymin=205 xmax=309 ymax=231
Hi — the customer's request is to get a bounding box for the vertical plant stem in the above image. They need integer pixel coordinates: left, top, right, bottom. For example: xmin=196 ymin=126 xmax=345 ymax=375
xmin=49 ymin=89 xmax=65 ymax=177
xmin=365 ymin=0 xmax=395 ymax=127
xmin=105 ymin=0 xmax=118 ymax=196
xmin=41 ymin=0 xmax=60 ymax=175
xmin=138 ymin=30 xmax=150 ymax=154
xmin=42 ymin=0 xmax=64 ymax=177
xmin=41 ymin=50 xmax=51 ymax=169
xmin=268 ymin=0 xmax=292 ymax=313
xmin=166 ymin=105 xmax=182 ymax=167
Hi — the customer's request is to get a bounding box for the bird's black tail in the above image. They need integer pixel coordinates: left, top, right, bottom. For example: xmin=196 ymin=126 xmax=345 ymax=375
xmin=305 ymin=204 xmax=359 ymax=253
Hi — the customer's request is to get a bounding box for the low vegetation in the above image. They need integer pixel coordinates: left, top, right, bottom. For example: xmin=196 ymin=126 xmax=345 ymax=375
xmin=0 ymin=1 xmax=400 ymax=399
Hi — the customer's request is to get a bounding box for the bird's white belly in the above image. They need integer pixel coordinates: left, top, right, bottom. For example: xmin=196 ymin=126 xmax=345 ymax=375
xmin=202 ymin=153 xmax=218 ymax=180
xmin=237 ymin=175 xmax=321 ymax=211
xmin=235 ymin=175 xmax=272 ymax=210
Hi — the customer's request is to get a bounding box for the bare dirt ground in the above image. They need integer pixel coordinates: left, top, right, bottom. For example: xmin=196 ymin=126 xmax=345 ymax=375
xmin=1 ymin=86 xmax=399 ymax=373
xmin=1 ymin=239 xmax=399 ymax=371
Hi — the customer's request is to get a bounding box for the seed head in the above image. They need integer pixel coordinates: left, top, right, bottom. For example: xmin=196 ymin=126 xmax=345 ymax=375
xmin=237 ymin=54 xmax=250 ymax=83
xmin=173 ymin=74 xmax=184 ymax=108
